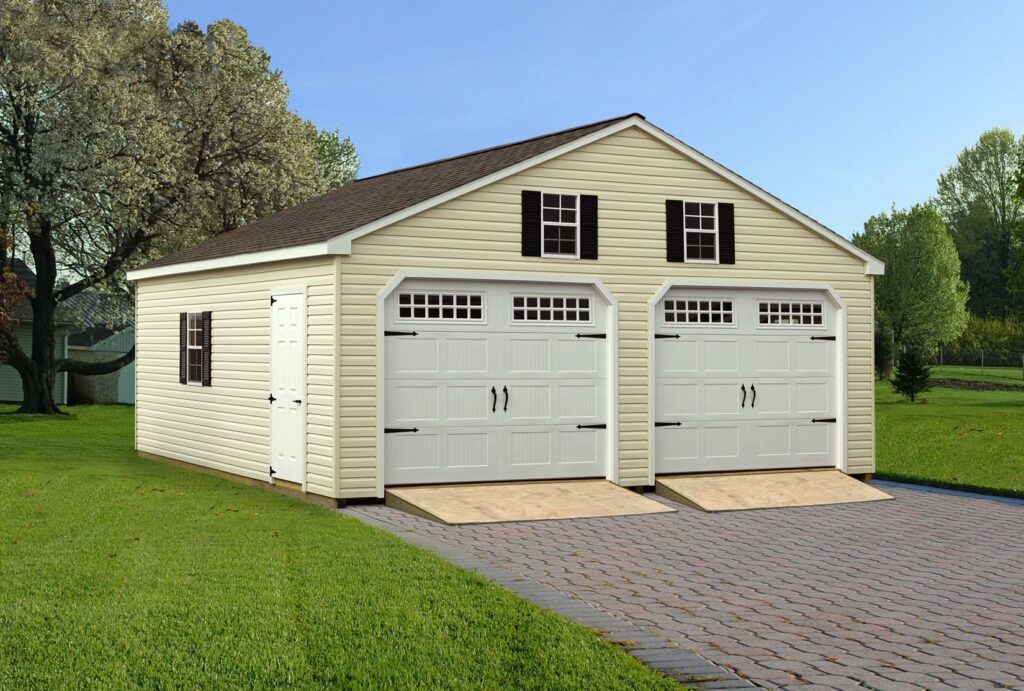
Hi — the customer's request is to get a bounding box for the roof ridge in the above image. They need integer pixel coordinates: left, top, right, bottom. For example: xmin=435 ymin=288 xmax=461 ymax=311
xmin=353 ymin=113 xmax=643 ymax=183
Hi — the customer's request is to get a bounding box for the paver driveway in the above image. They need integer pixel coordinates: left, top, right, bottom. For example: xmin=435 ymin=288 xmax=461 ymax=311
xmin=351 ymin=482 xmax=1024 ymax=689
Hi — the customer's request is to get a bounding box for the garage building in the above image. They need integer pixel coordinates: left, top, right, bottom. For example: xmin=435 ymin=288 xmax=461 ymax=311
xmin=127 ymin=114 xmax=883 ymax=504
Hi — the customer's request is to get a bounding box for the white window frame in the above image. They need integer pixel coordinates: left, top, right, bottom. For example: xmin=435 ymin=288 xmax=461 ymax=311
xmin=186 ymin=311 xmax=204 ymax=385
xmin=755 ymin=299 xmax=827 ymax=329
xmin=683 ymin=201 xmax=719 ymax=264
xmin=540 ymin=191 xmax=581 ymax=259
xmin=661 ymin=296 xmax=737 ymax=328
xmin=395 ymin=290 xmax=486 ymax=323
xmin=510 ymin=293 xmax=594 ymax=325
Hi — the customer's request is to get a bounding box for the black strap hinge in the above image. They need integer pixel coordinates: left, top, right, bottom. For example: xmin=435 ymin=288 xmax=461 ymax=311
xmin=811 ymin=417 xmax=837 ymax=423
xmin=810 ymin=336 xmax=836 ymax=341
xmin=654 ymin=333 xmax=680 ymax=339
xmin=270 ymin=296 xmax=277 ymax=305
xmin=269 ymin=466 xmax=276 ymax=477
xmin=384 ymin=330 xmax=418 ymax=337
xmin=654 ymin=421 xmax=681 ymax=427
xmin=384 ymin=427 xmax=419 ymax=434
xmin=575 ymin=423 xmax=607 ymax=429
xmin=267 ymin=394 xmax=276 ymax=403
xmin=575 ymin=333 xmax=606 ymax=339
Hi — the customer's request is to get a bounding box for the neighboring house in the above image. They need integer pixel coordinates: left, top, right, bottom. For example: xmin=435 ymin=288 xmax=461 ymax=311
xmin=0 ymin=259 xmax=70 ymax=404
xmin=68 ymin=326 xmax=135 ymax=405
xmin=127 ymin=114 xmax=884 ymax=506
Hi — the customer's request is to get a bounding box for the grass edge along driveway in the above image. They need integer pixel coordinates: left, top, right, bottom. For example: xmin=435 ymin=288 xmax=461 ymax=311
xmin=0 ymin=405 xmax=678 ymax=689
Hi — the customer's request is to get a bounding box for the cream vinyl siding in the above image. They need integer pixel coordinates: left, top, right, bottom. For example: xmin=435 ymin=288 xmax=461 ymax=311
xmin=337 ymin=126 xmax=875 ymax=497
xmin=135 ymin=257 xmax=337 ymax=497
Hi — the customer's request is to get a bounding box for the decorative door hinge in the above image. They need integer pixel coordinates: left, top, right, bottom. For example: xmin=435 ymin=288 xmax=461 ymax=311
xmin=810 ymin=336 xmax=836 ymax=341
xmin=384 ymin=427 xmax=419 ymax=434
xmin=267 ymin=394 xmax=276 ymax=403
xmin=654 ymin=421 xmax=681 ymax=427
xmin=654 ymin=333 xmax=680 ymax=339
xmin=575 ymin=333 xmax=606 ymax=339
xmin=384 ymin=330 xmax=418 ymax=337
xmin=269 ymin=466 xmax=276 ymax=477
xmin=811 ymin=417 xmax=837 ymax=423
xmin=270 ymin=296 xmax=277 ymax=305
xmin=575 ymin=423 xmax=607 ymax=429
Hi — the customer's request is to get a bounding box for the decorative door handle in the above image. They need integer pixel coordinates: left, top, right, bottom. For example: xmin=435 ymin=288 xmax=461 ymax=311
xmin=751 ymin=384 xmax=756 ymax=408
xmin=503 ymin=386 xmax=509 ymax=412
xmin=491 ymin=386 xmax=497 ymax=413
xmin=740 ymin=384 xmax=746 ymax=408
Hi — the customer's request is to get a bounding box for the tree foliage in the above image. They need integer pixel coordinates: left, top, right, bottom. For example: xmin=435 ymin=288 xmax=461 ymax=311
xmin=853 ymin=205 xmax=968 ymax=351
xmin=892 ymin=346 xmax=931 ymax=403
xmin=935 ymin=128 xmax=1024 ymax=317
xmin=0 ymin=0 xmax=357 ymax=412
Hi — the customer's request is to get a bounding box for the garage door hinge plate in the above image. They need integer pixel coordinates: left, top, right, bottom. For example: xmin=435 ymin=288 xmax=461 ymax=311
xmin=575 ymin=333 xmax=606 ymax=339
xmin=810 ymin=336 xmax=836 ymax=341
xmin=384 ymin=427 xmax=420 ymax=434
xmin=654 ymin=333 xmax=680 ymax=339
xmin=384 ymin=330 xmax=418 ymax=337
xmin=576 ymin=423 xmax=607 ymax=429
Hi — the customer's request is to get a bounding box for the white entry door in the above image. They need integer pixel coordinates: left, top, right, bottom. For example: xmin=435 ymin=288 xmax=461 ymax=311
xmin=654 ymin=288 xmax=839 ymax=474
xmin=383 ymin=279 xmax=609 ymax=486
xmin=269 ymin=291 xmax=305 ymax=484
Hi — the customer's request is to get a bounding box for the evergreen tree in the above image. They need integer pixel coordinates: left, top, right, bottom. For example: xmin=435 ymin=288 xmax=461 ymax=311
xmin=892 ymin=346 xmax=932 ymax=402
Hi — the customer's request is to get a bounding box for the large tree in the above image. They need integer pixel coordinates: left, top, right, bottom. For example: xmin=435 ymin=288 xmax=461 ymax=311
xmin=934 ymin=128 xmax=1024 ymax=317
xmin=853 ymin=205 xmax=968 ymax=351
xmin=0 ymin=0 xmax=357 ymax=413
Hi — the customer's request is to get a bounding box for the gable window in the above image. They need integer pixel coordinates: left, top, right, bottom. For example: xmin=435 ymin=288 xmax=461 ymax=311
xmin=542 ymin=193 xmax=579 ymax=258
xmin=684 ymin=202 xmax=717 ymax=262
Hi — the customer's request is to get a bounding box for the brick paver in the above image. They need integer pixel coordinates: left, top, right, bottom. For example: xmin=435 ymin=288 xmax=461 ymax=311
xmin=348 ymin=482 xmax=1024 ymax=689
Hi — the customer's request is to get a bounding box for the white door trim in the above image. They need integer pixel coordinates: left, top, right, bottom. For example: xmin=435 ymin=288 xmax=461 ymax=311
xmin=269 ymin=285 xmax=307 ymax=490
xmin=376 ymin=269 xmax=619 ymax=498
xmin=647 ymin=279 xmax=848 ymax=485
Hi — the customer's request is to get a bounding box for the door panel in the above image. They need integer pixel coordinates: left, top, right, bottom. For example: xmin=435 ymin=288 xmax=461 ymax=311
xmin=269 ymin=292 xmax=305 ymax=484
xmin=384 ymin=280 xmax=608 ymax=485
xmin=654 ymin=288 xmax=838 ymax=474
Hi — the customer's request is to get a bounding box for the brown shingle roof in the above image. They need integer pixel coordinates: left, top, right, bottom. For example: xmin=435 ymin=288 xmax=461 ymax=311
xmin=141 ymin=114 xmax=641 ymax=270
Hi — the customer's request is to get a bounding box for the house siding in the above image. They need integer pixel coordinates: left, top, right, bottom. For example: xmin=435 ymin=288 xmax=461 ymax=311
xmin=0 ymin=324 xmax=68 ymax=404
xmin=336 ymin=126 xmax=875 ymax=497
xmin=134 ymin=257 xmax=338 ymax=497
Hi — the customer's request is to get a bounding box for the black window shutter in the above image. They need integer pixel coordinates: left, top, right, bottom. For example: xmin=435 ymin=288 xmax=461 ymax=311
xmin=521 ymin=190 xmax=541 ymax=257
xmin=179 ymin=312 xmax=188 ymax=384
xmin=666 ymin=200 xmax=685 ymax=262
xmin=579 ymin=195 xmax=598 ymax=260
xmin=201 ymin=311 xmax=212 ymax=387
xmin=718 ymin=202 xmax=736 ymax=264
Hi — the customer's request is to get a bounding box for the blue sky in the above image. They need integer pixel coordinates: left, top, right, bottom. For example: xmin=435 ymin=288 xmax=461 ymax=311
xmin=165 ymin=0 xmax=1024 ymax=238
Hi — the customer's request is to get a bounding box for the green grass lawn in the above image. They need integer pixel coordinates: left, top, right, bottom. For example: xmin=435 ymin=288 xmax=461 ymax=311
xmin=0 ymin=405 xmax=677 ymax=690
xmin=931 ymin=364 xmax=1024 ymax=387
xmin=875 ymin=384 xmax=1024 ymax=497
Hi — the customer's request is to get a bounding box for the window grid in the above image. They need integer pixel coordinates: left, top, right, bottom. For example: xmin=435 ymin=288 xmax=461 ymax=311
xmin=398 ymin=292 xmax=484 ymax=321
xmin=684 ymin=201 xmax=717 ymax=262
xmin=758 ymin=301 xmax=824 ymax=326
xmin=512 ymin=295 xmax=591 ymax=323
xmin=664 ymin=299 xmax=734 ymax=325
xmin=542 ymin=193 xmax=579 ymax=257
xmin=186 ymin=312 xmax=203 ymax=384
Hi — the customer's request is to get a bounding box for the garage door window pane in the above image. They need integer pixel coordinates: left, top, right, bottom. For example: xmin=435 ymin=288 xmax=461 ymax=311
xmin=758 ymin=301 xmax=825 ymax=327
xmin=398 ymin=292 xmax=485 ymax=321
xmin=512 ymin=295 xmax=591 ymax=323
xmin=664 ymin=298 xmax=733 ymax=326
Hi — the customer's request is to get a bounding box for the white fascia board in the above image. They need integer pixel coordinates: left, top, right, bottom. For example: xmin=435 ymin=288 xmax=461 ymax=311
xmin=126 ymin=242 xmax=333 ymax=281
xmin=631 ymin=120 xmax=885 ymax=276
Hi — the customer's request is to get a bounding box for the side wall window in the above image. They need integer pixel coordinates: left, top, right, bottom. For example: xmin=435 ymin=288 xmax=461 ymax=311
xmin=179 ymin=311 xmax=212 ymax=386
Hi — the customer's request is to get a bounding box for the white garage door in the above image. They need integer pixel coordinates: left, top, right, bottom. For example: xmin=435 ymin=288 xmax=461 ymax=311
xmin=383 ymin=279 xmax=609 ymax=486
xmin=654 ymin=288 xmax=839 ymax=474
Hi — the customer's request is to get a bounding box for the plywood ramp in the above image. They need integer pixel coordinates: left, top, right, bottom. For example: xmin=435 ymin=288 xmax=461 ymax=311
xmin=656 ymin=470 xmax=893 ymax=512
xmin=386 ymin=480 xmax=675 ymax=525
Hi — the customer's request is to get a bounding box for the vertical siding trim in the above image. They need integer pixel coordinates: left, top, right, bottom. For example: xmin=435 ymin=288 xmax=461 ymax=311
xmin=333 ymin=255 xmax=343 ymax=499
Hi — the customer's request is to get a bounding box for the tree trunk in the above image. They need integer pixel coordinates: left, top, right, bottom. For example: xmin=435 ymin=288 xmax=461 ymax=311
xmin=17 ymin=359 xmax=60 ymax=415
xmin=17 ymin=216 xmax=63 ymax=414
